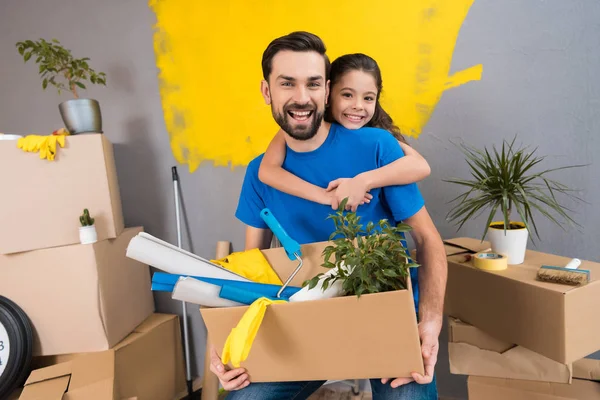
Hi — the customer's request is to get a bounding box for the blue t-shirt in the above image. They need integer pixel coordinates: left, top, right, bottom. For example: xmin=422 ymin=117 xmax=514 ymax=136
xmin=235 ymin=122 xmax=425 ymax=312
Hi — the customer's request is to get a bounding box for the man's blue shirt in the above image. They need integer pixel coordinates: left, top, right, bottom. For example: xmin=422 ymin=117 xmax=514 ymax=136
xmin=235 ymin=122 xmax=425 ymax=312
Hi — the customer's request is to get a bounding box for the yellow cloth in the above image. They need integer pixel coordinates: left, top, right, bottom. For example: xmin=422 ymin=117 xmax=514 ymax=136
xmin=222 ymin=297 xmax=286 ymax=367
xmin=211 ymin=248 xmax=282 ymax=285
xmin=17 ymin=130 xmax=69 ymax=161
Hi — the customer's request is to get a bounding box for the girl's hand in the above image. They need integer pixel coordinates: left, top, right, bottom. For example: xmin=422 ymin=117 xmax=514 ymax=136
xmin=326 ymin=177 xmax=373 ymax=212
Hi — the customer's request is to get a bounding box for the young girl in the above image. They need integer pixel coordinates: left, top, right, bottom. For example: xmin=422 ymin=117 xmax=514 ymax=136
xmin=258 ymin=53 xmax=431 ymax=212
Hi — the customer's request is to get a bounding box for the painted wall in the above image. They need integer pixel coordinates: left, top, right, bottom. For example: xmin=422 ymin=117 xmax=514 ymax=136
xmin=1 ymin=1 xmax=598 ymax=398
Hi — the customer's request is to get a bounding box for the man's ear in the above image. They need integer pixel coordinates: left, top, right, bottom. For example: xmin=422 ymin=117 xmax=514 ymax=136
xmin=260 ymin=80 xmax=271 ymax=105
xmin=325 ymin=79 xmax=331 ymax=105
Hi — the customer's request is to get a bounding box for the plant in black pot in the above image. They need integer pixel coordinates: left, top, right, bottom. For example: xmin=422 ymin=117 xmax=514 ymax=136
xmin=444 ymin=137 xmax=585 ymax=264
xmin=304 ymin=198 xmax=419 ymax=298
xmin=16 ymin=38 xmax=107 ymax=135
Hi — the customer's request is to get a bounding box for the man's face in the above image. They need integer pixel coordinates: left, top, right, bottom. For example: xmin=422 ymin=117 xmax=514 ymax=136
xmin=261 ymin=50 xmax=329 ymax=141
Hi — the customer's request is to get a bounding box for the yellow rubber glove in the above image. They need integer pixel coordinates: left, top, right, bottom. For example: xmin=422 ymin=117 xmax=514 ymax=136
xmin=211 ymin=248 xmax=282 ymax=285
xmin=222 ymin=297 xmax=286 ymax=367
xmin=17 ymin=133 xmax=67 ymax=161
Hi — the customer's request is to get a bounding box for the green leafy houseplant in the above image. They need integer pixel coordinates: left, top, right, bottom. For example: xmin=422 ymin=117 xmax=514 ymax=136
xmin=444 ymin=137 xmax=585 ymax=242
xmin=304 ymin=198 xmax=419 ymax=298
xmin=79 ymin=208 xmax=95 ymax=227
xmin=16 ymin=38 xmax=107 ymax=98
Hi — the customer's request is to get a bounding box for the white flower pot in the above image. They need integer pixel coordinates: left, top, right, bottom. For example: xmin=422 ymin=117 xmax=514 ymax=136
xmin=486 ymin=221 xmax=528 ymax=264
xmin=79 ymin=225 xmax=98 ymax=244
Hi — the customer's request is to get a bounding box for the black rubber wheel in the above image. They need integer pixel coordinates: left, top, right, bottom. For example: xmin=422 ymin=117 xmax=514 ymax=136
xmin=0 ymin=296 xmax=33 ymax=399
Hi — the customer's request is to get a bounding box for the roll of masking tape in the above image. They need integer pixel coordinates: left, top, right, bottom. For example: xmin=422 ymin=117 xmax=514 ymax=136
xmin=473 ymin=251 xmax=508 ymax=271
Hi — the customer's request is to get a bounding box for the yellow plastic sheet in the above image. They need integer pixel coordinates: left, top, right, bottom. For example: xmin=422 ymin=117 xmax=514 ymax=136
xmin=222 ymin=297 xmax=286 ymax=367
xmin=211 ymin=248 xmax=282 ymax=285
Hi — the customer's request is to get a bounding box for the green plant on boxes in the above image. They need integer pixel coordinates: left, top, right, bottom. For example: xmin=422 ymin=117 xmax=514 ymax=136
xmin=15 ymin=38 xmax=107 ymax=135
xmin=304 ymin=198 xmax=419 ymax=298
xmin=444 ymin=137 xmax=585 ymax=265
xmin=79 ymin=208 xmax=97 ymax=245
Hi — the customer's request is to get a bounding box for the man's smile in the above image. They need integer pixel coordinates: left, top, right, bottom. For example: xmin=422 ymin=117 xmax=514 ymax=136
xmin=288 ymin=110 xmax=314 ymax=122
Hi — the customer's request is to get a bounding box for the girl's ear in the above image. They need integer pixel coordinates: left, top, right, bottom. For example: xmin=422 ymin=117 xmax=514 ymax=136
xmin=325 ymin=79 xmax=331 ymax=105
xmin=261 ymin=80 xmax=271 ymax=105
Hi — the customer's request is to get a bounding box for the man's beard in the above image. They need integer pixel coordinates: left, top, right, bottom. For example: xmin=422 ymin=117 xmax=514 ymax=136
xmin=272 ymin=102 xmax=324 ymax=141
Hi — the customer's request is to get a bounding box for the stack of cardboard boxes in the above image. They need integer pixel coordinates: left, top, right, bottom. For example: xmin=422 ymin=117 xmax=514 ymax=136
xmin=0 ymin=134 xmax=186 ymax=399
xmin=441 ymin=237 xmax=600 ymax=399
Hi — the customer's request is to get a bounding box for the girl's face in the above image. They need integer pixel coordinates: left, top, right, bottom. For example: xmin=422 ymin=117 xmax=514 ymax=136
xmin=329 ymin=70 xmax=378 ymax=130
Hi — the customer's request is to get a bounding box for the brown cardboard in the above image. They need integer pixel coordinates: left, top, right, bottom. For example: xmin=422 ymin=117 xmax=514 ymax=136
xmin=0 ymin=227 xmax=154 ymax=356
xmin=200 ymin=240 xmax=424 ymax=382
xmin=468 ymin=376 xmax=600 ymax=400
xmin=448 ymin=317 xmax=574 ymax=383
xmin=443 ymin=237 xmax=600 ymax=364
xmin=0 ymin=133 xmax=124 ymax=254
xmin=23 ymin=314 xmax=186 ymax=400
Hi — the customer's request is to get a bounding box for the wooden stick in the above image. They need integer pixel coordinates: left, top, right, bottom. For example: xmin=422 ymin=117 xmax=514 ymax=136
xmin=201 ymin=241 xmax=231 ymax=400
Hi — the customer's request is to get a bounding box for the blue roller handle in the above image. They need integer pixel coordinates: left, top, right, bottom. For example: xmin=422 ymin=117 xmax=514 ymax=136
xmin=260 ymin=208 xmax=302 ymax=260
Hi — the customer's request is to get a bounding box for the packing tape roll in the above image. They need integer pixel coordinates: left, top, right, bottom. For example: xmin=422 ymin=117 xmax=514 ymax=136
xmin=473 ymin=251 xmax=508 ymax=271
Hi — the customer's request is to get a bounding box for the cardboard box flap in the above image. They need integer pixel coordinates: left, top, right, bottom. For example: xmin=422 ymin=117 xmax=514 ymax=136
xmin=448 ymin=317 xmax=513 ymax=353
xmin=443 ymin=238 xmax=491 ymax=256
xmin=573 ymin=358 xmax=600 ymax=381
xmin=468 ymin=376 xmax=600 ymax=400
xmin=261 ymin=241 xmax=331 ymax=286
xmin=112 ymin=314 xmax=175 ymax=350
xmin=21 ymin=375 xmax=71 ymax=400
xmin=63 ymin=376 xmax=116 ymax=400
xmin=69 ymin=352 xmax=115 ymax=391
xmin=25 ymin=360 xmax=73 ymax=385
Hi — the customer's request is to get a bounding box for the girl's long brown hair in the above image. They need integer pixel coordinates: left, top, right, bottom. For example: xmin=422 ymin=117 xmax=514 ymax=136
xmin=324 ymin=53 xmax=407 ymax=144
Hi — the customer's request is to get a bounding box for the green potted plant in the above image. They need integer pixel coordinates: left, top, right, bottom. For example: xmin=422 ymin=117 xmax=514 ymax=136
xmin=444 ymin=137 xmax=585 ymax=264
xmin=304 ymin=198 xmax=419 ymax=298
xmin=79 ymin=208 xmax=97 ymax=244
xmin=16 ymin=38 xmax=107 ymax=135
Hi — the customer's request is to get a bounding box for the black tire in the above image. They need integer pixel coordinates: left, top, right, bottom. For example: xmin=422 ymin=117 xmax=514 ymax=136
xmin=0 ymin=296 xmax=33 ymax=399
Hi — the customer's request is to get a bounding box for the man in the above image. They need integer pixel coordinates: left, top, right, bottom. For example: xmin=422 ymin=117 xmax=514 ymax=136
xmin=210 ymin=31 xmax=447 ymax=400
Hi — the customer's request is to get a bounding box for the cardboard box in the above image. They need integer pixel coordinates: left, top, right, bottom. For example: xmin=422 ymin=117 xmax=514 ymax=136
xmin=20 ymin=314 xmax=186 ymax=400
xmin=468 ymin=374 xmax=600 ymax=400
xmin=448 ymin=317 xmax=574 ymax=383
xmin=442 ymin=237 xmax=600 ymax=364
xmin=0 ymin=227 xmax=154 ymax=356
xmin=200 ymin=240 xmax=424 ymax=382
xmin=0 ymin=133 xmax=124 ymax=254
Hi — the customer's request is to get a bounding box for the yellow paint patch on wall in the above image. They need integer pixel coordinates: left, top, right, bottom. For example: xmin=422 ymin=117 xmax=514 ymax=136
xmin=149 ymin=0 xmax=482 ymax=172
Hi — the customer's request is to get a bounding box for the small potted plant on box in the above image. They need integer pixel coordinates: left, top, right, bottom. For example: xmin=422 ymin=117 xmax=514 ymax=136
xmin=79 ymin=208 xmax=97 ymax=244
xmin=15 ymin=38 xmax=107 ymax=135
xmin=304 ymin=198 xmax=419 ymax=298
xmin=444 ymin=137 xmax=585 ymax=264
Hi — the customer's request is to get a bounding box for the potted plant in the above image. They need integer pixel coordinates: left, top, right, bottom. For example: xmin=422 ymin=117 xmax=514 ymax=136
xmin=15 ymin=38 xmax=107 ymax=135
xmin=304 ymin=198 xmax=419 ymax=297
xmin=444 ymin=137 xmax=585 ymax=264
xmin=79 ymin=208 xmax=97 ymax=244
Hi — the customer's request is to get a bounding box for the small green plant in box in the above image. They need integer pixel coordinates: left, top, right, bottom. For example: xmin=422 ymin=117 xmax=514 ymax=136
xmin=79 ymin=208 xmax=97 ymax=244
xmin=304 ymin=198 xmax=419 ymax=298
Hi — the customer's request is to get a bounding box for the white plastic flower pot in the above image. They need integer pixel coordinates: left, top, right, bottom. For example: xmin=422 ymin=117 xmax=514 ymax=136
xmin=79 ymin=225 xmax=98 ymax=245
xmin=486 ymin=221 xmax=529 ymax=265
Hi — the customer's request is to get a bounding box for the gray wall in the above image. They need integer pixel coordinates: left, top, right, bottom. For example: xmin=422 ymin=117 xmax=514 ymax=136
xmin=1 ymin=0 xmax=598 ymax=398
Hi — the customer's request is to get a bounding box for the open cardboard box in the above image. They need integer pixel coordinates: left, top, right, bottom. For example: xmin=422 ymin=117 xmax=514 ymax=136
xmin=0 ymin=133 xmax=124 ymax=254
xmin=442 ymin=237 xmax=600 ymax=365
xmin=448 ymin=317 xmax=600 ymax=384
xmin=21 ymin=314 xmax=186 ymax=400
xmin=0 ymin=227 xmax=154 ymax=356
xmin=200 ymin=240 xmax=424 ymax=382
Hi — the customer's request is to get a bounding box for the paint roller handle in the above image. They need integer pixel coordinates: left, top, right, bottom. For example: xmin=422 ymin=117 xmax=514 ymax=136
xmin=565 ymin=258 xmax=581 ymax=270
xmin=172 ymin=166 xmax=179 ymax=182
xmin=260 ymin=208 xmax=302 ymax=260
